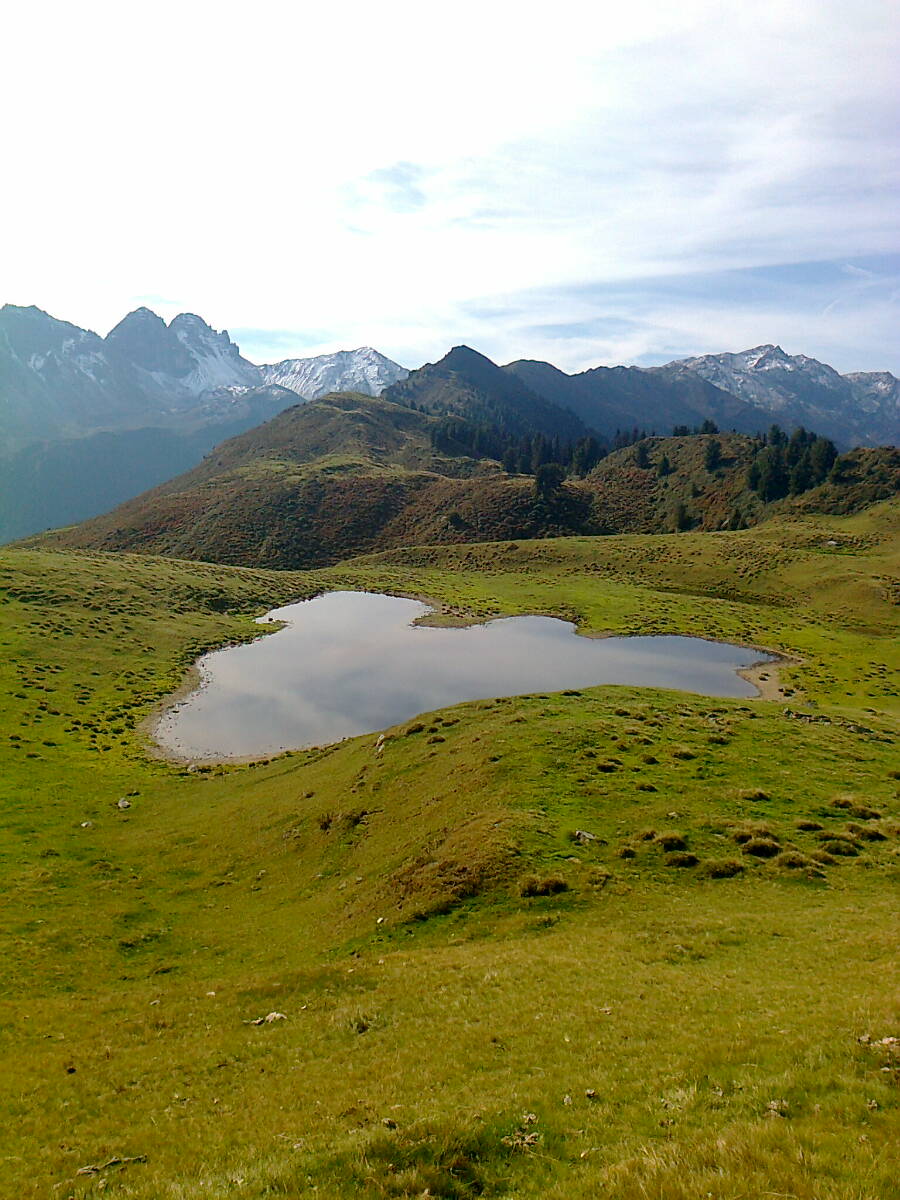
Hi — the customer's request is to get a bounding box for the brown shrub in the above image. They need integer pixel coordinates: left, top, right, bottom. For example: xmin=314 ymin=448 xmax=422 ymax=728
xmin=847 ymin=823 xmax=887 ymax=842
xmin=665 ymin=851 xmax=699 ymax=868
xmin=847 ymin=804 xmax=882 ymax=820
xmin=811 ymin=850 xmax=837 ymax=866
xmin=519 ymin=875 xmax=569 ymax=897
xmin=732 ymin=823 xmax=778 ymax=845
xmin=655 ymin=831 xmax=687 ymax=851
xmin=742 ymin=837 xmax=780 ymax=858
xmin=739 ymin=789 xmax=771 ymax=802
xmin=774 ymin=850 xmax=817 ymax=870
xmin=700 ymin=857 xmax=744 ymax=878
xmin=820 ymin=838 xmax=860 ymax=857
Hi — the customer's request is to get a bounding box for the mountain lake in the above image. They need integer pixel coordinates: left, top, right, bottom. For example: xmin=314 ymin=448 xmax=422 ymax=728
xmin=152 ymin=590 xmax=776 ymax=760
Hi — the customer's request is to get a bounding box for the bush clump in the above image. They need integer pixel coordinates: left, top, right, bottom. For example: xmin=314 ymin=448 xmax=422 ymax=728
xmin=847 ymin=823 xmax=887 ymax=842
xmin=847 ymin=804 xmax=882 ymax=820
xmin=774 ymin=850 xmax=817 ymax=870
xmin=795 ymin=819 xmax=824 ymax=831
xmin=820 ymin=838 xmax=860 ymax=857
xmin=742 ymin=837 xmax=781 ymax=858
xmin=665 ymin=851 xmax=699 ymax=868
xmin=700 ymin=857 xmax=744 ymax=879
xmin=732 ymin=823 xmax=778 ymax=845
xmin=519 ymin=875 xmax=569 ymax=897
xmin=655 ymin=831 xmax=687 ymax=851
xmin=811 ymin=850 xmax=837 ymax=866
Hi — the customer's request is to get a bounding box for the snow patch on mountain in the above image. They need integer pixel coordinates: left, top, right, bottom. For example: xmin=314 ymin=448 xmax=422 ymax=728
xmin=669 ymin=346 xmax=899 ymax=446
xmin=169 ymin=314 xmax=261 ymax=394
xmin=261 ymin=347 xmax=408 ymax=399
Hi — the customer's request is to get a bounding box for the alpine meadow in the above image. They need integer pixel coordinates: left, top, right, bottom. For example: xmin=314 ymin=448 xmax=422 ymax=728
xmin=3 ymin=2 xmax=900 ymax=1196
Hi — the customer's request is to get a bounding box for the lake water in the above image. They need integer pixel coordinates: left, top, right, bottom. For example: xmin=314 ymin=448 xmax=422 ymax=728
xmin=153 ymin=590 xmax=773 ymax=760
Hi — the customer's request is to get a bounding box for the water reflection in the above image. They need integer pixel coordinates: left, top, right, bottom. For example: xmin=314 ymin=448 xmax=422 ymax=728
xmin=153 ymin=591 xmax=772 ymax=760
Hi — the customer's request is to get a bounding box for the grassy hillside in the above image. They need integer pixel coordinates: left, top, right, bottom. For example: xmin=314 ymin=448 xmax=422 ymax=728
xmin=1 ymin=500 xmax=897 ymax=1197
xmin=31 ymin=391 xmax=798 ymax=569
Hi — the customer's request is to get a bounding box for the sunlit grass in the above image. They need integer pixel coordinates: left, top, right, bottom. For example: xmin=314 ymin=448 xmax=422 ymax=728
xmin=0 ymin=500 xmax=897 ymax=1197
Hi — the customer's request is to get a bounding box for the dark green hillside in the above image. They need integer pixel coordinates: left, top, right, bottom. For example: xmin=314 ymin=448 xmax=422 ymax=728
xmin=586 ymin=432 xmax=763 ymax=532
xmin=792 ymin=445 xmax=900 ymax=514
xmin=386 ymin=345 xmax=588 ymax=440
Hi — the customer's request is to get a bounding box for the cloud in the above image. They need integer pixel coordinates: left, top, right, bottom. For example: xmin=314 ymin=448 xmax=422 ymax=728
xmin=349 ymin=163 xmax=428 ymax=215
xmin=2 ymin=0 xmax=897 ymax=373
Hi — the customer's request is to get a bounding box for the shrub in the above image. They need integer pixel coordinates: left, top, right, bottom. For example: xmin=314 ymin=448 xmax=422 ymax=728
xmin=795 ymin=819 xmax=824 ymax=831
xmin=700 ymin=857 xmax=744 ymax=878
xmin=739 ymin=788 xmax=771 ymax=802
xmin=774 ymin=851 xmax=816 ymax=870
xmin=811 ymin=850 xmax=837 ymax=866
xmin=666 ymin=852 xmax=699 ymax=868
xmin=655 ymin=831 xmax=687 ymax=851
xmin=519 ymin=875 xmax=569 ymax=897
xmin=742 ymin=837 xmax=781 ymax=858
xmin=847 ymin=804 xmax=882 ymax=820
xmin=847 ymin=824 xmax=887 ymax=842
xmin=616 ymin=845 xmax=637 ymax=859
xmin=731 ymin=821 xmax=778 ymax=845
xmin=820 ymin=838 xmax=859 ymax=857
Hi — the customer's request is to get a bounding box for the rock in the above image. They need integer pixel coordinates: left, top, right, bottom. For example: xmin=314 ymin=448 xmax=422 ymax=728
xmin=116 ymin=798 xmax=131 ymax=810
xmin=573 ymin=829 xmax=597 ymax=845
xmin=382 ymin=1117 xmax=398 ymax=1129
xmin=248 ymin=1011 xmax=287 ymax=1026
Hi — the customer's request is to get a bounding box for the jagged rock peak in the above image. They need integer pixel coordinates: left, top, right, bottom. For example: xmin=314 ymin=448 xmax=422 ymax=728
xmin=441 ymin=345 xmax=496 ymax=369
xmin=107 ymin=306 xmax=167 ymax=332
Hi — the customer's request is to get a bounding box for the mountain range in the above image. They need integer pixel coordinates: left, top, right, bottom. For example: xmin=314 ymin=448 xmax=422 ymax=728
xmin=0 ymin=303 xmax=408 ymax=451
xmin=31 ymin=378 xmax=899 ymax=570
xmin=0 ymin=304 xmax=407 ymax=540
xmin=1 ymin=303 xmax=897 ymax=543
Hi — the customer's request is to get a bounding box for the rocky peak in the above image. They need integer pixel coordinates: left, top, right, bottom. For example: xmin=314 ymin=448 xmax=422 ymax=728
xmin=105 ymin=307 xmax=193 ymax=377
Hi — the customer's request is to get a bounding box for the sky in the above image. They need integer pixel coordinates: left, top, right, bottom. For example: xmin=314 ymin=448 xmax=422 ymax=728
xmin=4 ymin=0 xmax=898 ymax=374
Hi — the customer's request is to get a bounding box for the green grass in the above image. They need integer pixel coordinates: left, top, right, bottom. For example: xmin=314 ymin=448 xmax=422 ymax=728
xmin=0 ymin=502 xmax=897 ymax=1197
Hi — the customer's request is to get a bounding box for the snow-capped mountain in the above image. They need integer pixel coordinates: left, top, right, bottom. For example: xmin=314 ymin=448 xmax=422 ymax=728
xmin=0 ymin=304 xmax=407 ymax=452
xmin=262 ymin=347 xmax=408 ymax=399
xmin=670 ymin=345 xmax=899 ymax=447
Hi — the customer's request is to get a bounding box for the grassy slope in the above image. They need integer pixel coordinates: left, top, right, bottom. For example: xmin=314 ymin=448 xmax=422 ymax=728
xmin=32 ymin=420 xmax=781 ymax=570
xmin=0 ymin=502 xmax=898 ymax=1198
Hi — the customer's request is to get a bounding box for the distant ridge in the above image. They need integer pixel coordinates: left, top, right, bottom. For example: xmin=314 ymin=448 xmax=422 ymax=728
xmin=0 ymin=304 xmax=407 ymax=541
xmin=1 ymin=301 xmax=896 ymax=544
xmin=262 ymin=347 xmax=407 ymax=399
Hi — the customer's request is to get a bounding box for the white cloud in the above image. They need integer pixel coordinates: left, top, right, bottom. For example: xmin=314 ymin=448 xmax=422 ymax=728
xmin=3 ymin=0 xmax=898 ymax=371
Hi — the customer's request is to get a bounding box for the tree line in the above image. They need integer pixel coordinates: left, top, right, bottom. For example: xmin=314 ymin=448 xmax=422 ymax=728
xmin=430 ymin=414 xmax=840 ymax=503
xmin=746 ymin=425 xmax=838 ymax=501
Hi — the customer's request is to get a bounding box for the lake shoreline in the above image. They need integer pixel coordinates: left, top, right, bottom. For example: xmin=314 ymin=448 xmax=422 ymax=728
xmin=141 ymin=589 xmax=794 ymax=766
